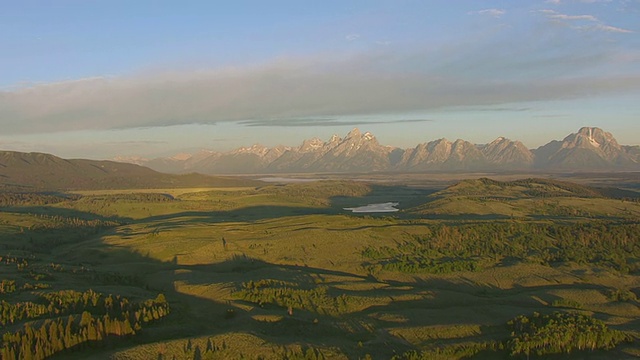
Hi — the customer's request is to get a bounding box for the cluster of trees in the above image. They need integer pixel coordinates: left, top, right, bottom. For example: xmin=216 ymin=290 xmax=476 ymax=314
xmin=1 ymin=289 xmax=166 ymax=327
xmin=0 ymin=291 xmax=169 ymax=359
xmin=0 ymin=300 xmax=48 ymax=326
xmin=507 ymin=312 xmax=630 ymax=357
xmin=0 ymin=280 xmax=16 ymax=294
xmin=362 ymin=221 xmax=640 ymax=274
xmin=378 ymin=254 xmax=478 ymax=274
xmin=606 ymin=289 xmax=637 ymax=302
xmin=42 ymin=262 xmax=142 ymax=287
xmin=278 ymin=346 xmax=327 ymax=360
xmin=0 ymin=193 xmax=79 ymax=207
xmin=451 ymin=178 xmax=604 ymax=198
xmin=550 ymin=299 xmax=583 ymax=309
xmin=160 ymin=341 xmax=327 ymax=360
xmin=391 ymin=311 xmax=631 ymax=359
xmin=392 ymin=342 xmax=499 ymax=360
xmin=84 ymin=193 xmax=175 ymax=203
xmin=19 ymin=282 xmax=50 ymax=291
xmin=26 ymin=270 xmax=53 ymax=281
xmin=26 ymin=214 xmax=120 ymax=231
xmin=162 ymin=338 xmax=230 ymax=360
xmin=259 ymin=181 xmax=371 ymax=206
xmin=234 ymin=279 xmax=350 ymax=315
xmin=0 ymin=255 xmax=31 ymax=269
xmin=5 ymin=213 xmax=122 ymax=253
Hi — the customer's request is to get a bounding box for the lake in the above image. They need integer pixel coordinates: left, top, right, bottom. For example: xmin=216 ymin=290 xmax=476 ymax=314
xmin=344 ymin=202 xmax=399 ymax=213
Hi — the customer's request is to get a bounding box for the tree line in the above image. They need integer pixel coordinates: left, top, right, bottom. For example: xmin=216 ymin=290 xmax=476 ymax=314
xmin=0 ymin=290 xmax=169 ymax=359
xmin=508 ymin=312 xmax=630 ymax=357
xmin=391 ymin=311 xmax=630 ymax=359
xmin=362 ymin=220 xmax=640 ymax=274
xmin=234 ymin=279 xmax=350 ymax=315
xmin=0 ymin=193 xmax=79 ymax=207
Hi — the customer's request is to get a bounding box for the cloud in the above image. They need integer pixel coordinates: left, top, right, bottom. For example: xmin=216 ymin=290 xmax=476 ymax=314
xmin=546 ymin=0 xmax=613 ymax=3
xmin=237 ymin=118 xmax=433 ymax=127
xmin=459 ymin=107 xmax=531 ymax=112
xmin=538 ymin=9 xmax=633 ymax=33
xmin=593 ymin=24 xmax=634 ymax=33
xmin=105 ymin=140 xmax=168 ymax=145
xmin=469 ymin=9 xmax=506 ymax=17
xmin=345 ymin=33 xmax=360 ymax=41
xmin=549 ymin=14 xmax=598 ymax=21
xmin=1 ymin=37 xmax=638 ymax=136
xmin=533 ymin=114 xmax=568 ymax=118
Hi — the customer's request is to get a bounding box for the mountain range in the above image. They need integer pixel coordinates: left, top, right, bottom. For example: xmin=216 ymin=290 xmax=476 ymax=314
xmin=118 ymin=127 xmax=640 ymax=174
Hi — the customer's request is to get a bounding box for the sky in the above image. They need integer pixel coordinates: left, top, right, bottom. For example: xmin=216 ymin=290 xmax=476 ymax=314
xmin=0 ymin=0 xmax=639 ymax=159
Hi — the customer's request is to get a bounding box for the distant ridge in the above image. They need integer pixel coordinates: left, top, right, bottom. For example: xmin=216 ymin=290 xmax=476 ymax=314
xmin=127 ymin=127 xmax=640 ymax=174
xmin=438 ymin=178 xmax=605 ymax=198
xmin=409 ymin=177 xmax=640 ymax=217
xmin=0 ymin=151 xmax=262 ymax=191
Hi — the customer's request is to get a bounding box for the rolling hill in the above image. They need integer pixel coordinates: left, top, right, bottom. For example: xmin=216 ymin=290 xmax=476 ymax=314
xmin=408 ymin=177 xmax=640 ymax=218
xmin=0 ymin=151 xmax=262 ymax=191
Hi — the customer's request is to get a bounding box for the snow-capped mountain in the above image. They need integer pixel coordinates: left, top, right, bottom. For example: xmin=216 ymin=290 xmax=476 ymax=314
xmin=117 ymin=127 xmax=639 ymax=174
xmin=533 ymin=127 xmax=637 ymax=169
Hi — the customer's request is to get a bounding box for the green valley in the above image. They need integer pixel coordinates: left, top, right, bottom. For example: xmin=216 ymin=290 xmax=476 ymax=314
xmin=0 ymin=177 xmax=638 ymax=359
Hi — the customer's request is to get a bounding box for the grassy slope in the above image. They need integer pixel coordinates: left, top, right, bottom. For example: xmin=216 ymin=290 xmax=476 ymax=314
xmin=0 ymin=150 xmax=262 ymax=191
xmin=410 ymin=177 xmax=640 ymax=219
xmin=0 ymin=179 xmax=638 ymax=359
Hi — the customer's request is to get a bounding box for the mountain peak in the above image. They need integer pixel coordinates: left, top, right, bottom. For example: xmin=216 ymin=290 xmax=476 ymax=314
xmin=363 ymin=131 xmax=375 ymax=141
xmin=346 ymin=128 xmax=362 ymax=138
xmin=234 ymin=143 xmax=269 ymax=156
xmin=534 ymin=126 xmax=627 ymax=168
xmin=328 ymin=134 xmax=341 ymax=143
xmin=300 ymin=137 xmax=324 ymax=152
xmin=122 ymin=126 xmax=637 ymax=174
xmin=567 ymin=127 xmax=618 ymax=150
xmin=577 ymin=127 xmax=604 ymax=136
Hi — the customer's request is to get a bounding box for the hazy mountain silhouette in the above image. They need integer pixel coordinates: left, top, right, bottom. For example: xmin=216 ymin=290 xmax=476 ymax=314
xmin=0 ymin=151 xmax=262 ymax=191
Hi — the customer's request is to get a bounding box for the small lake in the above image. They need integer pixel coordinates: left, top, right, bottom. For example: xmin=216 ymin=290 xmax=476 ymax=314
xmin=257 ymin=177 xmax=321 ymax=183
xmin=344 ymin=202 xmax=399 ymax=213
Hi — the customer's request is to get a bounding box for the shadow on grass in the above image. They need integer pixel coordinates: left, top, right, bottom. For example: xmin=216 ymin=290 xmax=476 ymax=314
xmin=2 ymin=200 xmax=636 ymax=359
xmin=49 ymin=245 xmax=417 ymax=359
xmin=0 ymin=204 xmax=133 ymax=223
xmin=329 ymin=184 xmax=438 ymax=212
xmin=22 ymin=234 xmax=634 ymax=360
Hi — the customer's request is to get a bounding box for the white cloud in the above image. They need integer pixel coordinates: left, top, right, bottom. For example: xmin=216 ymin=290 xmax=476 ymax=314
xmin=0 ymin=36 xmax=637 ymax=135
xmin=546 ymin=0 xmax=613 ymax=3
xmin=469 ymin=8 xmax=506 ymax=17
xmin=539 ymin=9 xmax=633 ymax=33
xmin=549 ymin=14 xmax=599 ymax=21
xmin=345 ymin=33 xmax=360 ymax=41
xmin=593 ymin=24 xmax=634 ymax=33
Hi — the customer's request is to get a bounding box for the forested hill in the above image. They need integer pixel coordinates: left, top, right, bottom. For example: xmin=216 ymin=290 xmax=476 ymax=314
xmin=409 ymin=177 xmax=640 ymax=218
xmin=0 ymin=151 xmax=262 ymax=191
xmin=436 ymin=177 xmax=638 ymax=199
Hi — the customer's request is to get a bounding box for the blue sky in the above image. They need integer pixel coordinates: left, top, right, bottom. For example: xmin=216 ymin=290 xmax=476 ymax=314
xmin=0 ymin=0 xmax=638 ymax=159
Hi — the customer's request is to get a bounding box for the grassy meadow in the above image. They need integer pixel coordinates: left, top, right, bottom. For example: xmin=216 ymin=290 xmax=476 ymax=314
xmin=0 ymin=178 xmax=639 ymax=359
